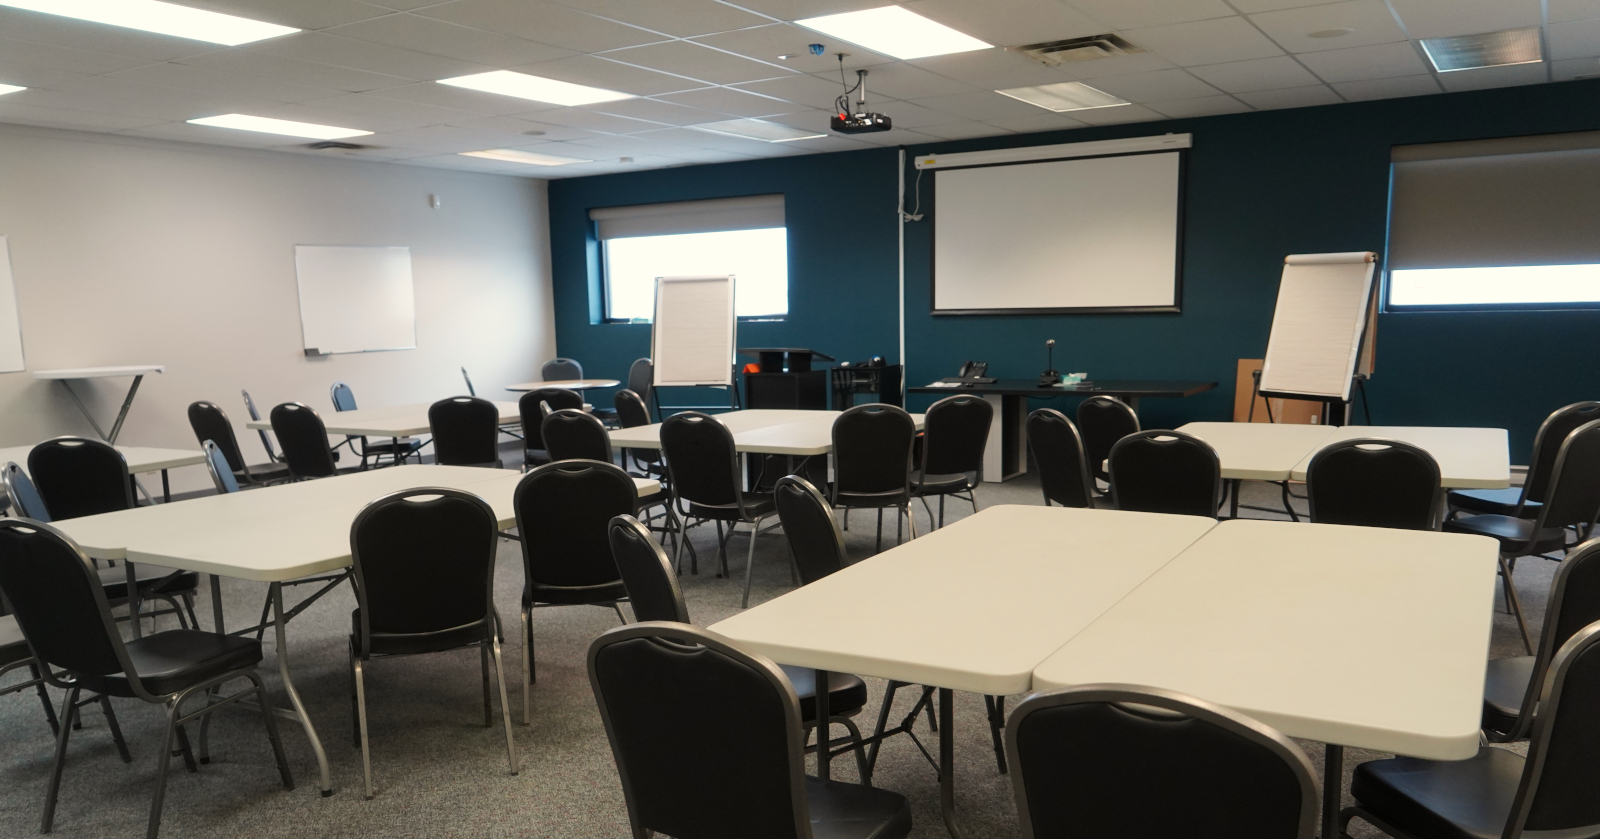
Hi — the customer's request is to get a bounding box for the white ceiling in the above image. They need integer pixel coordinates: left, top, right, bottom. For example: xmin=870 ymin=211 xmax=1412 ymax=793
xmin=0 ymin=0 xmax=1592 ymax=179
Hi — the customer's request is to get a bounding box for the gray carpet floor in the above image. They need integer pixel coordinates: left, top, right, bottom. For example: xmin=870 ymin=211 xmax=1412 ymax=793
xmin=0 ymin=470 xmax=1547 ymax=839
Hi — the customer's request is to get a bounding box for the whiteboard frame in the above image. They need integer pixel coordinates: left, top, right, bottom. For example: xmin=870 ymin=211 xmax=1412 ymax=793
xmin=1259 ymin=252 xmax=1378 ymax=403
xmin=294 ymin=245 xmax=417 ymax=356
xmin=651 ymin=275 xmax=736 ymax=388
xmin=0 ymin=236 xmax=25 ymax=373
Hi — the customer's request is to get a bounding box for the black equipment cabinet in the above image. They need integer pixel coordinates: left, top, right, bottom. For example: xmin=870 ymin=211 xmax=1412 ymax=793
xmin=740 ymin=348 xmax=832 ymax=411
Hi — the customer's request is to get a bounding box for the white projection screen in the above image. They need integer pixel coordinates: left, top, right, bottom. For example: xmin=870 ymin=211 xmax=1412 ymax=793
xmin=932 ymin=151 xmax=1184 ymax=314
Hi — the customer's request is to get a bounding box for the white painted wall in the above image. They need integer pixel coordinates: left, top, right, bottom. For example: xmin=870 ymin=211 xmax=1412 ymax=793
xmin=0 ymin=123 xmax=555 ymax=494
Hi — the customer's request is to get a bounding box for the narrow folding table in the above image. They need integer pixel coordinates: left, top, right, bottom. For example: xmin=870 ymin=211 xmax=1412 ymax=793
xmin=0 ymin=445 xmax=204 ymax=502
xmin=34 ymin=365 xmax=165 ymax=444
xmin=245 ymin=401 xmax=521 ymax=438
xmin=1289 ymin=425 xmax=1511 ymax=489
xmin=610 ymin=408 xmax=925 ymax=458
xmin=506 ymin=379 xmax=619 ymax=392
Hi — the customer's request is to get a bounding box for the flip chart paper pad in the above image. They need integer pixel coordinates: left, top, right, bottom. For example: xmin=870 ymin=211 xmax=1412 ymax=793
xmin=1259 ymin=252 xmax=1376 ymax=401
xmin=652 ymin=275 xmax=735 ymax=387
xmin=0 ymin=237 xmax=23 ymax=373
xmin=295 ymin=245 xmax=416 ymax=355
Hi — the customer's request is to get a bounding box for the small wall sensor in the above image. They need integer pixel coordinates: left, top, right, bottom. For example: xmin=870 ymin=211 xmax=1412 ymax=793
xmin=428 ymin=194 xmax=441 ymax=209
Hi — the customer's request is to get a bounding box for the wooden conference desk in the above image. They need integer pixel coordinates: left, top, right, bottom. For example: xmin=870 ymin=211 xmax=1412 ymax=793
xmin=245 ymin=401 xmax=522 ymax=438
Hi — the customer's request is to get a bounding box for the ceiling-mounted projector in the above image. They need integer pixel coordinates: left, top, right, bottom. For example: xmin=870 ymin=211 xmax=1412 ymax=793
xmin=831 ymin=61 xmax=892 ymax=135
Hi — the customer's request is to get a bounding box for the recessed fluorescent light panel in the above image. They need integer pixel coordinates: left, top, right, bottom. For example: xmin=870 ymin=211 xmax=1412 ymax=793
xmin=797 ymin=6 xmax=991 ymax=60
xmin=460 ymin=148 xmax=592 ymax=166
xmin=996 ymin=81 xmax=1128 ymax=112
xmin=0 ymin=0 xmax=297 ymax=46
xmin=689 ymin=119 xmax=826 ymax=143
xmin=0 ymin=84 xmax=24 ymax=96
xmin=187 ymin=114 xmax=372 ymax=140
xmin=1420 ymin=27 xmax=1542 ymax=72
xmin=437 ymin=71 xmax=632 ymax=106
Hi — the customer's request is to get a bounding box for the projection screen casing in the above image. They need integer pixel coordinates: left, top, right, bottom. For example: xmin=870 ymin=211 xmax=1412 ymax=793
xmin=932 ymin=151 xmax=1184 ymax=314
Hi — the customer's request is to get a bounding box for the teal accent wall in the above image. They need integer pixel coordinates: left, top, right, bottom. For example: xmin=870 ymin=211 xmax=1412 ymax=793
xmin=547 ymin=79 xmax=1600 ymax=456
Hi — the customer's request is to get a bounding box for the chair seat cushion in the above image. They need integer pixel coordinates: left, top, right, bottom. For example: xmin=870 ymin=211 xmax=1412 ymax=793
xmin=912 ymin=473 xmax=973 ymax=494
xmin=88 ymin=629 xmax=263 ymax=698
xmin=1482 ymin=656 xmax=1536 ymax=737
xmin=806 ymin=777 xmax=913 ymax=839
xmin=1351 ymin=749 xmax=1523 ymax=839
xmin=351 ymin=610 xmax=492 ymax=657
xmin=781 ymin=665 xmax=868 ymax=721
xmin=1443 ymin=514 xmax=1567 ymax=554
xmin=0 ymin=614 xmax=30 ymax=668
xmin=524 ymin=580 xmax=629 ymax=607
xmin=97 ymin=564 xmax=199 ymax=600
xmin=239 ymin=461 xmax=291 ymax=484
xmin=1449 ymin=488 xmax=1537 ymax=518
xmin=687 ymin=494 xmax=775 ymax=521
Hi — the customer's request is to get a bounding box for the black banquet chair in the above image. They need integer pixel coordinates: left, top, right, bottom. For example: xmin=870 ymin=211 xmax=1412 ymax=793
xmin=519 ymin=387 xmax=583 ymax=468
xmin=541 ymin=408 xmax=612 ymax=463
xmin=832 ymin=404 xmax=919 ymax=553
xmin=0 ymin=606 xmax=61 ymax=737
xmin=428 ymin=396 xmax=502 ymax=468
xmin=330 ymin=382 xmax=423 ymax=469
xmin=0 ymin=519 xmax=293 ymax=839
xmin=1027 ymin=408 xmax=1097 ymax=509
xmin=542 ymin=358 xmax=583 ymax=381
xmin=1450 ymin=401 xmax=1600 ymax=520
xmin=187 ymin=401 xmax=290 ymax=486
xmin=241 ymin=389 xmax=287 ymax=468
xmin=913 ymin=394 xmax=992 ymax=530
xmin=1007 ymin=684 xmax=1319 ymax=839
xmin=1306 ymin=438 xmax=1440 ymax=530
xmin=660 ymin=412 xmax=777 ymax=606
xmin=1108 ymin=430 xmax=1223 ymax=518
xmin=347 ymin=488 xmax=517 ymax=799
xmin=1078 ymin=395 xmax=1140 ymax=497
xmin=613 ymin=389 xmax=662 ymax=477
xmin=588 ymin=621 xmax=912 ymax=839
xmin=269 ymin=402 xmax=339 ymax=480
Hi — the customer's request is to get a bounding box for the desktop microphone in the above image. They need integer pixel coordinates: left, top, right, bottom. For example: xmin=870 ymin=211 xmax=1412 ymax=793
xmin=1039 ymin=339 xmax=1061 ymax=386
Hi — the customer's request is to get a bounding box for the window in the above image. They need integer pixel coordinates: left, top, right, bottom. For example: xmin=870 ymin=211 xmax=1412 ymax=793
xmin=1387 ymin=131 xmax=1600 ymax=311
xmin=590 ymin=195 xmax=788 ymax=322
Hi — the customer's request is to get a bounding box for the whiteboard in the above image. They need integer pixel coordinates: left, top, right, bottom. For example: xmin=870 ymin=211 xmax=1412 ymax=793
xmin=651 ymin=276 xmax=735 ymax=387
xmin=295 ymin=245 xmax=416 ymax=355
xmin=1259 ymin=252 xmax=1377 ymax=401
xmin=0 ymin=237 xmax=24 ymax=373
xmin=933 ymin=152 xmax=1182 ymax=313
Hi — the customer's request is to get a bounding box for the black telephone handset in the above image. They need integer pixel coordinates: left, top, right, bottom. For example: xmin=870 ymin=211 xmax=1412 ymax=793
xmin=957 ymin=361 xmax=988 ymax=379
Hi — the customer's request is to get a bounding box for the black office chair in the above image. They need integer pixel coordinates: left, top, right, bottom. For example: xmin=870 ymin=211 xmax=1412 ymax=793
xmin=626 ymin=357 xmax=653 ymax=414
xmin=519 ymin=387 xmax=583 ymax=469
xmin=329 ymin=382 xmax=423 ymax=469
xmin=1447 ymin=418 xmax=1600 ymax=653
xmin=1306 ymin=438 xmax=1441 ymax=530
xmin=608 ymin=511 xmax=870 ymax=779
xmin=1008 ymin=684 xmax=1319 ymax=839
xmin=241 ymin=389 xmax=288 ymax=468
xmin=913 ymin=394 xmax=992 ymax=530
xmin=513 ymin=460 xmax=637 ymax=722
xmin=541 ymin=358 xmax=583 ymax=381
xmin=542 ymin=409 xmax=613 ymax=463
xmin=0 ymin=519 xmax=293 ymax=839
xmin=187 ymin=401 xmax=290 ymax=486
xmin=348 ymin=488 xmax=517 ymax=799
xmin=1027 ymin=408 xmax=1096 ymax=509
xmin=1342 ymin=621 xmax=1600 ymax=839
xmin=428 ymin=396 xmax=502 ymax=468
xmin=661 ymin=412 xmax=777 ymax=606
xmin=613 ymin=389 xmax=662 ymax=476
xmin=588 ymin=621 xmax=913 ymax=839
xmin=200 ymin=440 xmax=241 ymax=495
xmin=1078 ymin=396 xmax=1140 ymax=496
xmin=1108 ymin=430 xmax=1223 ymax=518
xmin=269 ymin=402 xmax=339 ymax=480
xmin=1450 ymin=401 xmax=1600 ymax=520
xmin=832 ymin=404 xmax=918 ymax=554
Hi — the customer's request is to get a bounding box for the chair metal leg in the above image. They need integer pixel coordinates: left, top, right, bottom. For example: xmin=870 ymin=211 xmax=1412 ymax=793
xmin=983 ymin=695 xmax=1007 ymax=774
xmin=920 ymin=496 xmax=936 ymax=531
xmin=353 ymin=656 xmax=374 ymax=799
xmin=715 ymin=520 xmax=728 ymax=578
xmin=521 ymin=607 xmax=534 ymax=725
xmin=490 ymin=624 xmax=519 ymax=775
xmin=865 ymin=681 xmax=900 ymax=781
xmin=904 ymin=504 xmax=919 ymax=540
xmin=611 ymin=603 xmax=627 ymax=624
xmin=875 ymin=508 xmax=883 ymax=553
xmin=42 ymin=686 xmax=80 ymax=834
xmin=31 ymin=663 xmax=60 ymax=736
xmin=174 ymin=723 xmax=199 ymax=774
xmin=145 ymin=701 xmax=183 ymax=839
xmin=349 ymin=641 xmax=361 ymax=748
xmin=480 ymin=641 xmax=492 ymax=728
xmin=741 ymin=515 xmax=767 ymax=609
xmin=181 ymin=594 xmax=199 ymax=631
xmin=939 ymin=494 xmax=946 ymax=529
xmin=1501 ymin=556 xmax=1535 ymax=655
xmin=100 ymin=694 xmax=132 ymax=763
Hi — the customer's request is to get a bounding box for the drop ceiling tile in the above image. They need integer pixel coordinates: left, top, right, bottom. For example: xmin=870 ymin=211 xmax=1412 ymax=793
xmin=910 ymin=89 xmax=1053 ymax=120
xmin=1057 ymin=52 xmax=1179 ymax=79
xmin=507 ymin=55 xmax=706 ymax=97
xmin=814 ymin=63 xmax=982 ymax=100
xmin=653 ymin=86 xmax=805 ymax=117
xmin=916 ymin=120 xmax=1012 ymax=139
xmin=178 ymin=0 xmax=390 ymax=29
xmin=662 ymin=147 xmax=764 ymax=163
xmin=583 ymin=97 xmax=726 ymax=125
xmin=241 ymin=100 xmax=422 ymax=131
xmin=176 ymin=49 xmax=413 ymax=92
xmin=399 ymin=152 xmax=537 ymax=172
xmin=296 ymin=91 xmax=504 ymax=125
xmin=1089 ymin=68 xmax=1221 ymax=101
xmin=524 ymin=106 xmax=671 ymax=133
xmin=901 ymin=0 xmax=1102 ymax=47
xmin=1297 ymin=41 xmax=1429 ymax=82
xmin=1435 ymin=61 xmax=1551 ymax=91
xmin=1550 ymin=0 xmax=1600 ymax=25
xmin=362 ymin=0 xmax=453 ymax=9
xmin=1248 ymin=0 xmax=1408 ymax=54
xmin=119 ymin=121 xmax=285 ymax=147
xmin=1145 ymin=93 xmax=1253 ymax=116
xmin=8 ymin=76 xmax=285 ymax=121
xmin=1387 ymin=0 xmax=1541 ymax=39
xmin=1188 ymin=55 xmax=1320 ymax=92
xmin=759 ymin=109 xmax=837 ymax=130
xmin=387 ymin=123 xmax=547 ymax=149
xmin=1332 ymin=73 xmax=1442 ymax=99
xmin=982 ymin=112 xmax=1090 ymax=133
xmin=0 ymin=36 xmax=152 ymax=76
xmin=417 ymin=0 xmax=668 ymax=53
xmin=908 ymin=49 xmax=1077 ymax=89
xmin=249 ymin=31 xmax=493 ymax=80
xmin=0 ymin=63 xmax=86 ymax=88
xmin=864 ymin=99 xmax=968 ymax=128
xmin=0 ymin=100 xmax=165 ymax=131
xmin=325 ymin=14 xmax=577 ymax=68
xmin=361 ymin=81 xmax=564 ymax=115
xmin=736 ymin=73 xmax=856 ymax=105
xmin=1125 ymin=17 xmax=1285 ymax=66
xmin=1234 ymin=83 xmax=1343 ymax=108
xmin=1228 ymin=0 xmax=1344 ymax=12
xmin=691 ymin=23 xmax=894 ymax=74
xmin=1066 ymin=102 xmax=1167 ymax=124
xmin=550 ymin=0 xmax=771 ymax=38
xmin=557 ymin=133 xmax=699 ymax=154
xmin=1061 ymin=0 xmax=1235 ymax=29
xmin=0 ymin=8 xmax=220 ymax=61
xmin=1550 ymin=19 xmax=1600 ymax=59
xmin=1553 ymin=56 xmax=1600 ymax=79
xmin=627 ymin=125 xmax=778 ymax=151
xmin=720 ymin=0 xmax=887 ymax=22
xmin=109 ymin=62 xmax=342 ymax=103
xmin=602 ymin=40 xmax=795 ymax=85
xmin=448 ymin=114 xmax=609 ymax=141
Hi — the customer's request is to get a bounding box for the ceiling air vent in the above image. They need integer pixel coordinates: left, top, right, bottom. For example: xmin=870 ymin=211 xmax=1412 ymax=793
xmin=1008 ymin=34 xmax=1145 ymax=66
xmin=1420 ymin=27 xmax=1542 ymax=72
xmin=303 ymin=141 xmax=373 ymax=151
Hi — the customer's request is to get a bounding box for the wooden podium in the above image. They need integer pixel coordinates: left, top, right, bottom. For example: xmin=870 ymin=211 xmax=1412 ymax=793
xmin=739 ymin=348 xmax=832 ymax=411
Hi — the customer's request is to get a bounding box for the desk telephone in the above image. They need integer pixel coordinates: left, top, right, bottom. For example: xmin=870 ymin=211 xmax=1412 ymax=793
xmin=940 ymin=361 xmax=996 ymax=385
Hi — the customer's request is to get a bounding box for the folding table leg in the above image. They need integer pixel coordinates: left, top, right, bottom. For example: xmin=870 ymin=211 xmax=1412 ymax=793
xmin=815 ymin=668 xmax=831 ymax=782
xmin=272 ymin=583 xmax=333 ymax=796
xmin=939 ymin=688 xmax=967 ymax=839
xmin=1322 ymin=744 xmax=1342 ymax=839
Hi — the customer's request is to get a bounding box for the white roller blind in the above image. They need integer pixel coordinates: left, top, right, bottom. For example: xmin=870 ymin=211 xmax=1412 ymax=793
xmin=590 ymin=195 xmax=785 ymax=240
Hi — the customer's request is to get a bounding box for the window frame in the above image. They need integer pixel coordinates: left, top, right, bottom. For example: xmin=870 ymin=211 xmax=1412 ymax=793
xmin=597 ymin=226 xmax=792 ymax=324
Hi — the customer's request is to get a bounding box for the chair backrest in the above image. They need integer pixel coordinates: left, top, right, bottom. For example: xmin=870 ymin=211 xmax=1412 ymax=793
xmin=1533 ymin=418 xmax=1600 ymax=533
xmin=1026 ymin=409 xmax=1096 ymax=508
xmin=1306 ymin=438 xmax=1440 ymax=530
xmin=349 ymin=488 xmax=500 ymax=648
xmin=774 ymin=476 xmax=848 ymax=586
xmin=831 ymin=404 xmax=916 ymax=500
xmin=542 ymin=409 xmax=614 ymax=463
xmin=201 ymin=440 xmax=240 ymax=494
xmin=660 ymin=412 xmax=743 ymax=509
xmin=1504 ymin=539 xmax=1600 ymax=740
xmin=626 ymin=358 xmax=653 ymax=405
xmin=515 ymin=460 xmax=638 ymax=594
xmin=1078 ymin=396 xmax=1140 ymax=485
xmin=1006 ymin=684 xmax=1319 ymax=839
xmin=187 ymin=401 xmax=247 ymax=474
xmin=28 ymin=438 xmax=134 ymax=521
xmin=1524 ymin=402 xmax=1600 ymax=506
xmin=608 ymin=515 xmax=689 ymax=623
xmin=920 ymin=395 xmax=993 ymax=479
xmin=519 ymin=388 xmax=584 ymax=452
xmin=588 ymin=622 xmax=812 ymax=839
xmin=542 ymin=358 xmax=583 ymax=381
xmin=330 ymin=382 xmax=357 ymax=412
xmin=1108 ymin=430 xmax=1222 ymax=518
xmin=461 ymin=366 xmax=477 ymax=397
xmin=2 ymin=463 xmax=50 ymax=522
xmin=269 ymin=402 xmax=338 ymax=479
xmin=428 ymin=396 xmax=501 ymax=467
xmin=1506 ymin=621 xmax=1600 ymax=836
xmin=241 ymin=389 xmax=280 ymax=462
xmin=614 ymin=389 xmax=651 ymax=430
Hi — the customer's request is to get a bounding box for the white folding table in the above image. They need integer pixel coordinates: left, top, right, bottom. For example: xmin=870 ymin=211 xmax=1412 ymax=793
xmin=0 ymin=444 xmax=205 ymax=503
xmin=1290 ymin=425 xmax=1510 ymax=489
xmin=245 ymin=401 xmax=521 ymax=438
xmin=610 ymin=409 xmax=925 ymax=458
xmin=1177 ymin=422 xmax=1339 ymax=518
xmin=506 ymin=378 xmax=619 ymax=392
xmin=35 ymin=365 xmax=165 ymax=444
